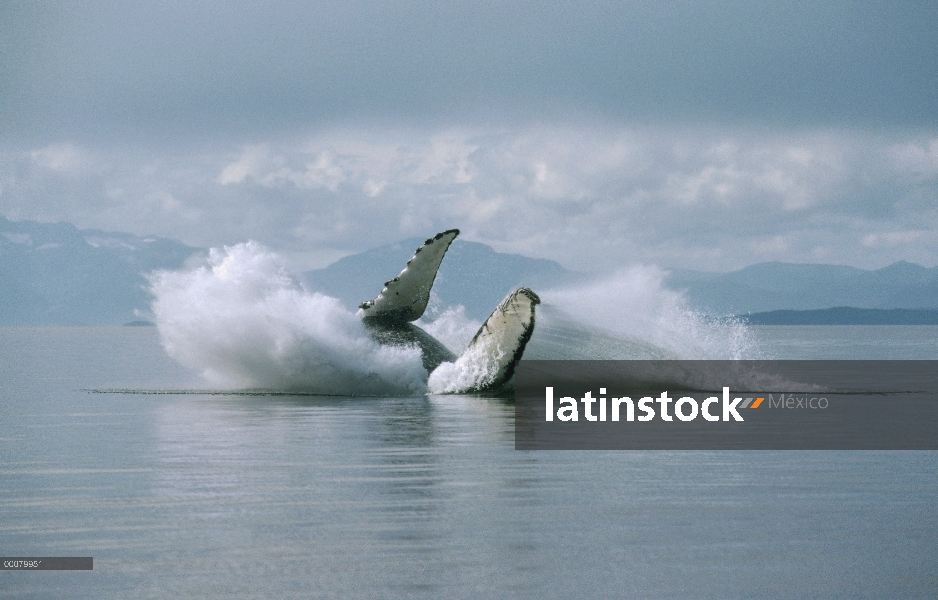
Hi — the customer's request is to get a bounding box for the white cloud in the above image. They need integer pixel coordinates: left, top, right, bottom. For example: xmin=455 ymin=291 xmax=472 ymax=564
xmin=407 ymin=134 xmax=477 ymax=185
xmin=861 ymin=230 xmax=927 ymax=249
xmin=1 ymin=125 xmax=937 ymax=271
xmin=29 ymin=143 xmax=104 ymax=177
xmin=888 ymin=138 xmax=938 ymax=177
xmin=216 ymin=145 xmax=271 ymax=185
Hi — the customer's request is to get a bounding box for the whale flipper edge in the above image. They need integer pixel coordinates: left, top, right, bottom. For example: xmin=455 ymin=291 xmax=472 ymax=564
xmin=357 ymin=229 xmax=459 ymax=323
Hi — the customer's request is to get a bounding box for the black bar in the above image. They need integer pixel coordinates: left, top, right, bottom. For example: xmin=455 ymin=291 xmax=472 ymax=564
xmin=1 ymin=558 xmax=93 ymax=570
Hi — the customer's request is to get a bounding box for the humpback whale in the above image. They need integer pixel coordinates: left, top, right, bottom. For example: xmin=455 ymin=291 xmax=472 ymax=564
xmin=357 ymin=229 xmax=540 ymax=392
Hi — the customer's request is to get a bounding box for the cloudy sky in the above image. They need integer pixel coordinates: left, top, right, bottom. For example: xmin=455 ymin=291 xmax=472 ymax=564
xmin=2 ymin=1 xmax=936 ymax=272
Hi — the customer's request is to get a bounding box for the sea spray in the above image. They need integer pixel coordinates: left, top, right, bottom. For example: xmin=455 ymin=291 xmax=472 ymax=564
xmin=416 ymin=299 xmax=480 ymax=355
xmin=149 ymin=244 xmax=759 ymax=395
xmin=427 ymin=344 xmax=506 ymax=394
xmin=534 ymin=267 xmax=759 ymax=360
xmin=149 ymin=242 xmax=427 ymax=395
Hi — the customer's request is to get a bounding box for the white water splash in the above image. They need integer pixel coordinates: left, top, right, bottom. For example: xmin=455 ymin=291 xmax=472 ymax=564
xmin=416 ymin=300 xmax=480 ymax=355
xmin=149 ymin=242 xmax=426 ymax=395
xmin=534 ymin=267 xmax=758 ymax=360
xmin=150 ymin=244 xmax=758 ymax=395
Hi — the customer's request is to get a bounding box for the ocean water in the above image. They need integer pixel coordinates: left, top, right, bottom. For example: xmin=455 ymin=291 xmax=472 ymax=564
xmin=1 ymin=325 xmax=937 ymax=598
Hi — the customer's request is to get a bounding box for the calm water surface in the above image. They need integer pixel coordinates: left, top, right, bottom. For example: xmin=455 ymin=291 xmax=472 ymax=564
xmin=1 ymin=326 xmax=937 ymax=598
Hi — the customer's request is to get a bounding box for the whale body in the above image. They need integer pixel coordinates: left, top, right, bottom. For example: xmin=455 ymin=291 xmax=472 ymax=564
xmin=357 ymin=229 xmax=540 ymax=392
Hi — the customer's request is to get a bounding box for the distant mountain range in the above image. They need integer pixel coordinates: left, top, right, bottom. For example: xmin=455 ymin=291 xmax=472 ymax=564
xmin=303 ymin=236 xmax=582 ymax=321
xmin=3 ymin=216 xmax=937 ymax=325
xmin=739 ymin=307 xmax=938 ymax=325
xmin=667 ymin=261 xmax=938 ymax=315
xmin=0 ymin=216 xmax=197 ymax=325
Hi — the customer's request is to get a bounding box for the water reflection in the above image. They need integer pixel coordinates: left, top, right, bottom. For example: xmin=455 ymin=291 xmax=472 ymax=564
xmin=149 ymin=392 xmax=545 ymax=594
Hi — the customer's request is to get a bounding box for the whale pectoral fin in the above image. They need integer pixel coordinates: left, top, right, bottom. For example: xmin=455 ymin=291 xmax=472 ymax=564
xmin=467 ymin=287 xmax=541 ymax=386
xmin=428 ymin=287 xmax=540 ymax=393
xmin=357 ymin=229 xmax=459 ymax=323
